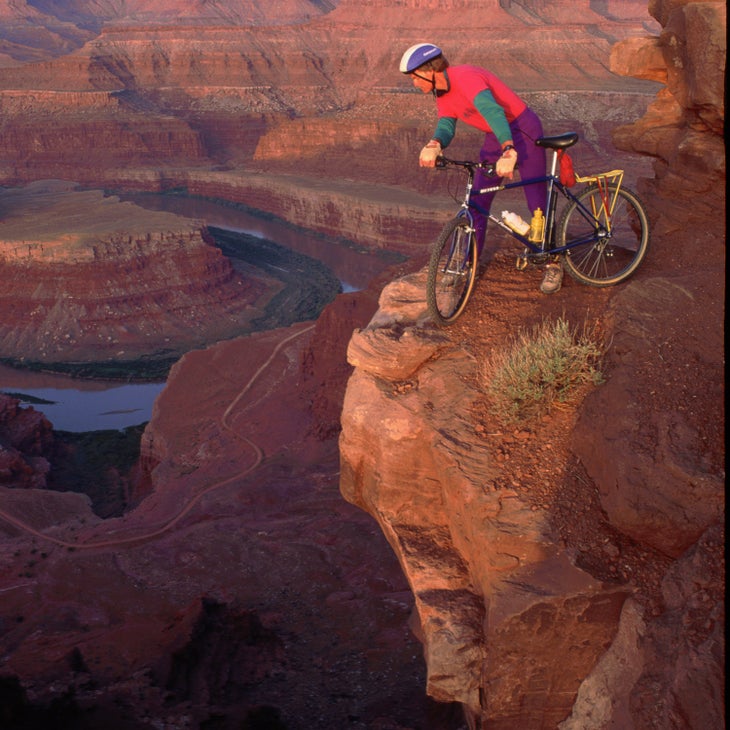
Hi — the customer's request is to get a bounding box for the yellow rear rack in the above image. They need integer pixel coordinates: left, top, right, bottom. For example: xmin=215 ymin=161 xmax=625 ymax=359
xmin=574 ymin=169 xmax=624 ymax=186
xmin=574 ymin=169 xmax=625 ymax=224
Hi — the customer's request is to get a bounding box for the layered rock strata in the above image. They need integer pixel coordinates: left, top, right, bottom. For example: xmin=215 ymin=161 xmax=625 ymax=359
xmin=339 ymin=263 xmax=723 ymax=728
xmin=0 ymin=0 xmax=723 ymax=727
xmin=0 ymin=180 xmax=268 ymax=369
xmin=0 ymin=1 xmax=660 ymax=222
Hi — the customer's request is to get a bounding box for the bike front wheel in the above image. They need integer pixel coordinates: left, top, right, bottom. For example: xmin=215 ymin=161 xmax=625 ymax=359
xmin=558 ymin=184 xmax=649 ymax=286
xmin=426 ymin=216 xmax=478 ymax=325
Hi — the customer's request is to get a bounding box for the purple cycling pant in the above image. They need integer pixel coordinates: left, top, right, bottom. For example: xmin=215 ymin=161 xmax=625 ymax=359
xmin=470 ymin=107 xmax=547 ymax=255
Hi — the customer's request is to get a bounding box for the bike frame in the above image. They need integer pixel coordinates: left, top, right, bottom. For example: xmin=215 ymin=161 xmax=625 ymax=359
xmin=427 ymin=147 xmax=647 ymax=324
xmin=451 ymin=156 xmax=609 ymax=256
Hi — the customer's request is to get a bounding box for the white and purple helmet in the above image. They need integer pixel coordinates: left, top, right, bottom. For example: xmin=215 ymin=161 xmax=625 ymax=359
xmin=399 ymin=43 xmax=443 ymax=73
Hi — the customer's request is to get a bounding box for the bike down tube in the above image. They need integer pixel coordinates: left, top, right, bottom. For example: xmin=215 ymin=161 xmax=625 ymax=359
xmin=475 ymin=173 xmax=555 ymax=253
xmin=475 ymin=173 xmax=553 ymax=197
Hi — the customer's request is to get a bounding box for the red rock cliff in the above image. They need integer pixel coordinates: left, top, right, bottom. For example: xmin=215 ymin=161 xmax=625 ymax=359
xmin=0 ymin=1 xmax=723 ymax=728
xmin=0 ymin=1 xmax=661 ymax=234
xmin=339 ymin=1 xmax=725 ymax=727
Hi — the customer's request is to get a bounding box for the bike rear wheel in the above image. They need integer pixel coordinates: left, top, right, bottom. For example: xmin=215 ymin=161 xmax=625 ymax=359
xmin=559 ymin=184 xmax=649 ymax=286
xmin=426 ymin=216 xmax=478 ymax=325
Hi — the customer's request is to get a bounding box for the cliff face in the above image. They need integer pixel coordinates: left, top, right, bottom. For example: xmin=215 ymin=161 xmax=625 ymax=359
xmin=1 ymin=302 xmax=461 ymax=730
xmin=609 ymin=0 xmax=725 ymax=230
xmin=338 ymin=268 xmax=723 ymax=728
xmin=339 ymin=0 xmax=725 ymax=727
xmin=0 ymin=0 xmax=663 ymax=372
xmin=339 ymin=275 xmax=631 ymax=725
xmin=572 ymin=0 xmax=726 ymax=558
xmin=0 ymin=0 xmax=660 ymax=198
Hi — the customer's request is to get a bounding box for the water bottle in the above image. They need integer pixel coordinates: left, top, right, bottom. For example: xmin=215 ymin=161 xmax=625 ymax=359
xmin=529 ymin=208 xmax=545 ymax=243
xmin=501 ymin=210 xmax=530 ymax=236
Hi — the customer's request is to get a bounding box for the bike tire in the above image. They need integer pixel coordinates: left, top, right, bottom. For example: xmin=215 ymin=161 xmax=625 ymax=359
xmin=426 ymin=216 xmax=478 ymax=325
xmin=558 ymin=184 xmax=650 ymax=286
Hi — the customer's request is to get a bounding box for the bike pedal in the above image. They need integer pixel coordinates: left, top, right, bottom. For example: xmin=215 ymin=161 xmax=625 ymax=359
xmin=515 ymin=255 xmax=528 ymax=270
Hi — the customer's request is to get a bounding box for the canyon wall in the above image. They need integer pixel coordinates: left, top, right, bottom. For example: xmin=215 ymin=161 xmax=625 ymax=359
xmin=339 ymin=0 xmax=725 ymax=727
xmin=0 ymin=0 xmax=662 ymax=371
xmin=1 ymin=0 xmax=660 ymax=197
xmin=0 ymin=1 xmax=724 ymax=728
xmin=609 ymin=0 xmax=725 ymax=230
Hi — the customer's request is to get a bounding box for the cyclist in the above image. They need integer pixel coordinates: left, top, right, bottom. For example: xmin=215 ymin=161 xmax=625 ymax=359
xmin=400 ymin=42 xmax=563 ymax=294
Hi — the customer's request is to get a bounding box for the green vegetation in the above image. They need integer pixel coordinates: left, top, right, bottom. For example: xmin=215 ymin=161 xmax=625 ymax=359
xmin=0 ymin=356 xmax=177 ymax=381
xmin=483 ymin=316 xmax=605 ymax=426
xmin=208 ymin=226 xmax=342 ymax=330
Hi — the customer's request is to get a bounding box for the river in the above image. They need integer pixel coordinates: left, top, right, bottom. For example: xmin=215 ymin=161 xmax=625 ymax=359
xmin=118 ymin=192 xmax=397 ymax=292
xmin=1 ymin=194 xmax=396 ymax=431
xmin=0 ymin=365 xmax=166 ymax=431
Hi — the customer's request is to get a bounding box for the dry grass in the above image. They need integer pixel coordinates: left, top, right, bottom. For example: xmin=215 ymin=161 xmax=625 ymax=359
xmin=482 ymin=316 xmax=605 ymax=426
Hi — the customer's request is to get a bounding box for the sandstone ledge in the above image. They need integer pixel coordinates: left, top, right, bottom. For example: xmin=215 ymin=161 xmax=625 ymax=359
xmin=338 ymin=275 xmax=631 ymax=725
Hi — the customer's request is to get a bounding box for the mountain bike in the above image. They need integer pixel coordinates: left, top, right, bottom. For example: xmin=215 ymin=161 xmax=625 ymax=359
xmin=425 ymin=132 xmax=650 ymax=325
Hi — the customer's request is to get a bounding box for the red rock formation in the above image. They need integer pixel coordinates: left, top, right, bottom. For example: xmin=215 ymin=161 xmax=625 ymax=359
xmin=340 ymin=264 xmax=724 ymax=726
xmin=0 ymin=180 xmax=267 ymax=367
xmin=0 ymin=304 xmax=456 ymax=729
xmin=609 ymin=0 xmax=725 ymax=231
xmin=0 ymin=0 xmax=664 ymax=274
xmin=0 ymin=1 xmax=724 ymax=728
xmin=0 ymin=1 xmax=660 ymax=197
xmin=0 ymin=393 xmax=53 ymax=489
xmin=571 ymin=0 xmax=726 ymax=559
xmin=339 ymin=1 xmax=725 ymax=726
xmin=339 ymin=276 xmax=634 ymax=726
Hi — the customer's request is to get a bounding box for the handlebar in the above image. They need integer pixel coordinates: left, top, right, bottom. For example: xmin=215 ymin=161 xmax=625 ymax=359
xmin=435 ymin=156 xmax=497 ymax=176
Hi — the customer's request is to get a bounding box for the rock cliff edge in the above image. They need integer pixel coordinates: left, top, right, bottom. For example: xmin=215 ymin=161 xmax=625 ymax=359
xmin=339 ymin=1 xmax=724 ymax=726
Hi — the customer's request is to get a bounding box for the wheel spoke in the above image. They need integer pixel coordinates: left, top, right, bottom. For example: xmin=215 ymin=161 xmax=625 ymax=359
xmin=560 ymin=185 xmax=649 ymax=286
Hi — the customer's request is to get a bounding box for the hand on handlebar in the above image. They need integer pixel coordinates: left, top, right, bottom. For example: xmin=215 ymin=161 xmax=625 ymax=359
xmin=496 ymin=148 xmax=517 ymax=179
xmin=419 ymin=140 xmax=442 ymax=167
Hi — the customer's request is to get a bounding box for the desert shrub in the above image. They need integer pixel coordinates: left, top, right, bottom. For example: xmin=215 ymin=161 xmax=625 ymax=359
xmin=483 ymin=316 xmax=604 ymax=426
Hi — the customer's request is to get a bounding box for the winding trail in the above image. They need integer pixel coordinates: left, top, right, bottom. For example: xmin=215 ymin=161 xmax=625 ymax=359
xmin=0 ymin=323 xmax=316 ymax=550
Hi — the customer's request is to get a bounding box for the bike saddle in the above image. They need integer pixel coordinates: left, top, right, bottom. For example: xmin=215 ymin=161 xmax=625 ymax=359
xmin=535 ymin=132 xmax=579 ymax=150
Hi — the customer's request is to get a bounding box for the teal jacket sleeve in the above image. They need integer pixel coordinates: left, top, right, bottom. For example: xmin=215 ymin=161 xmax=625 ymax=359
xmin=472 ymin=90 xmax=512 ymax=145
xmin=433 ymin=117 xmax=457 ymax=148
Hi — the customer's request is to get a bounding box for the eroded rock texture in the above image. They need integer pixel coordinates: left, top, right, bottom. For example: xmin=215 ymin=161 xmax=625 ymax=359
xmin=340 ymin=277 xmax=632 ymax=726
xmin=339 ymin=2 xmax=724 ymax=727
xmin=610 ymin=0 xmax=725 ymax=232
xmin=0 ymin=393 xmax=53 ymax=489
xmin=0 ymin=181 xmax=267 ymax=368
xmin=0 ymin=1 xmax=724 ymax=728
xmin=0 ymin=0 xmax=663 ymax=368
